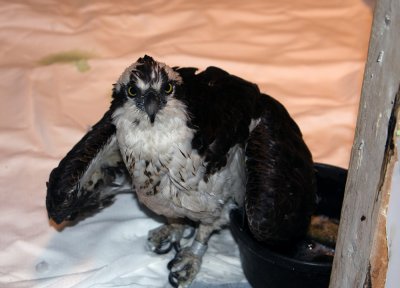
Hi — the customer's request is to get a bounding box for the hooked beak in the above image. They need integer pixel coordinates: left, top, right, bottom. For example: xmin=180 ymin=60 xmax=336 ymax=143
xmin=144 ymin=92 xmax=160 ymax=124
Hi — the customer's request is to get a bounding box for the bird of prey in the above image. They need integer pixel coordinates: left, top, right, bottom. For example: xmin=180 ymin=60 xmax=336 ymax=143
xmin=46 ymin=55 xmax=316 ymax=287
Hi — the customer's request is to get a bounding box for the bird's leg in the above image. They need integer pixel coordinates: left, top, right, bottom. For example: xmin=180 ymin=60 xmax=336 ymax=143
xmin=167 ymin=223 xmax=213 ymax=288
xmin=168 ymin=205 xmax=233 ymax=287
xmin=147 ymin=218 xmax=195 ymax=254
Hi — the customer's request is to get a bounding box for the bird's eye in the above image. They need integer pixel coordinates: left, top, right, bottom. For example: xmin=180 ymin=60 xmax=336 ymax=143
xmin=127 ymin=86 xmax=137 ymax=97
xmin=165 ymin=83 xmax=174 ymax=94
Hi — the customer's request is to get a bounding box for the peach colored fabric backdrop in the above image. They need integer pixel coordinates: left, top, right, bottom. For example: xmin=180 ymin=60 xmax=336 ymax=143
xmin=0 ymin=0 xmax=372 ymax=287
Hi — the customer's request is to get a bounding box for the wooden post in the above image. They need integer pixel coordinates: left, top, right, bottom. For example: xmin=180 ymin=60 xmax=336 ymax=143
xmin=329 ymin=0 xmax=400 ymax=287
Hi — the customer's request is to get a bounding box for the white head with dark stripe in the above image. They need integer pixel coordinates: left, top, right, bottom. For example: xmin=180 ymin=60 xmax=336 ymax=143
xmin=113 ymin=55 xmax=183 ymax=124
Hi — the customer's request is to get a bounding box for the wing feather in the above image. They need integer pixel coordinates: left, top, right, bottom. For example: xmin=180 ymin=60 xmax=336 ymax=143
xmin=245 ymin=94 xmax=316 ymax=245
xmin=46 ymin=109 xmax=131 ymax=224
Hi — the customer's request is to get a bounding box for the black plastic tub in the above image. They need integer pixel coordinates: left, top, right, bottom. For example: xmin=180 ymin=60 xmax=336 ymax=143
xmin=230 ymin=163 xmax=347 ymax=288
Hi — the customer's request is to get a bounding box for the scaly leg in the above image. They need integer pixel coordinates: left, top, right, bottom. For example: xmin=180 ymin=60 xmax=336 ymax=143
xmin=167 ymin=203 xmax=233 ymax=287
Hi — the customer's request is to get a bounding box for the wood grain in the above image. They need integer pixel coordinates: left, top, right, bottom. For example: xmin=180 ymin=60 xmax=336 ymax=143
xmin=329 ymin=0 xmax=400 ymax=287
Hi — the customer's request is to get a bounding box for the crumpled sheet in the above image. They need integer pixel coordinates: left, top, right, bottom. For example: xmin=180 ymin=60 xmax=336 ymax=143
xmin=0 ymin=0 xmax=373 ymax=287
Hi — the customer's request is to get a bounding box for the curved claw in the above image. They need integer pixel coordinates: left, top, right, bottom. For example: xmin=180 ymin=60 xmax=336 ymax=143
xmin=152 ymin=241 xmax=173 ymax=254
xmin=168 ymin=271 xmax=180 ymax=288
xmin=148 ymin=224 xmax=178 ymax=255
xmin=167 ymin=247 xmax=202 ymax=288
xmin=168 ymin=264 xmax=191 ymax=288
xmin=173 ymin=241 xmax=181 ymax=252
xmin=151 ymin=239 xmax=182 ymax=254
xmin=167 ymin=257 xmax=176 ymax=270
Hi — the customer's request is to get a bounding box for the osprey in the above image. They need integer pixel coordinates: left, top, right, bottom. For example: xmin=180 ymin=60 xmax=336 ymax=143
xmin=46 ymin=55 xmax=315 ymax=287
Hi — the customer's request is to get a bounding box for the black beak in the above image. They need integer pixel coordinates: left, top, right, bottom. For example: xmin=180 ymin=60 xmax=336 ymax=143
xmin=144 ymin=92 xmax=160 ymax=124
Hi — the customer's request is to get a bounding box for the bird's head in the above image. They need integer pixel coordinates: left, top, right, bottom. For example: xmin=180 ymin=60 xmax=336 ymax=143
xmin=112 ymin=55 xmax=183 ymax=124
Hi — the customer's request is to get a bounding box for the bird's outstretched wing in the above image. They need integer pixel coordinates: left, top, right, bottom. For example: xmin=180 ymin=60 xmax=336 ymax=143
xmin=46 ymin=108 xmax=131 ymax=224
xmin=245 ymin=94 xmax=316 ymax=245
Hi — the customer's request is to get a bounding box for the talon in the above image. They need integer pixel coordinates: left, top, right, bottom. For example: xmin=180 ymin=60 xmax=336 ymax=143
xmin=173 ymin=241 xmax=181 ymax=252
xmin=153 ymin=242 xmax=173 ymax=254
xmin=148 ymin=236 xmax=174 ymax=254
xmin=167 ymin=257 xmax=177 ymax=270
xmin=168 ymin=272 xmax=179 ymax=288
xmin=148 ymin=224 xmax=194 ymax=256
xmin=167 ymin=247 xmax=202 ymax=287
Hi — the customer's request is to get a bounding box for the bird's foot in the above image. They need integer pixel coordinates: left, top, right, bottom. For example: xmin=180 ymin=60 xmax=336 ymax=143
xmin=147 ymin=224 xmax=195 ymax=254
xmin=167 ymin=241 xmax=208 ymax=288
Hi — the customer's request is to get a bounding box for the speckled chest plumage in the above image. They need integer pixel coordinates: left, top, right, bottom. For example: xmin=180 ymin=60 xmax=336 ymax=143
xmin=112 ymin=97 xmax=246 ymax=224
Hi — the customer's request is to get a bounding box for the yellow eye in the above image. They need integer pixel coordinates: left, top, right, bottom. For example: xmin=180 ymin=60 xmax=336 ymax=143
xmin=127 ymin=86 xmax=137 ymax=97
xmin=165 ymin=83 xmax=173 ymax=94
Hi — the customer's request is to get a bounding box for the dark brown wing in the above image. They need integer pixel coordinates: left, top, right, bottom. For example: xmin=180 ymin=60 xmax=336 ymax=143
xmin=245 ymin=94 xmax=316 ymax=245
xmin=46 ymin=108 xmax=131 ymax=224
